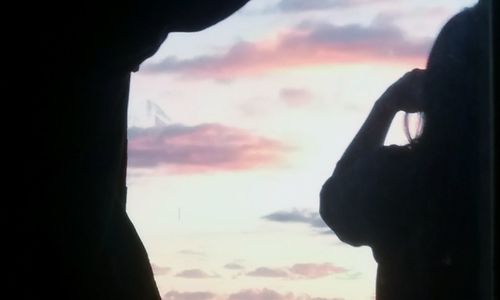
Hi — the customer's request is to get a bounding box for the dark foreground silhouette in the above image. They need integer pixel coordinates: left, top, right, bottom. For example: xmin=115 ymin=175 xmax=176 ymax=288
xmin=9 ymin=1 xmax=493 ymax=300
xmin=320 ymin=2 xmax=492 ymax=300
xmin=13 ymin=2 xmax=249 ymax=299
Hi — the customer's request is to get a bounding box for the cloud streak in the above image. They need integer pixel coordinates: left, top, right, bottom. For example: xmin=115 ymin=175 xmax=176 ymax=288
xmin=175 ymin=269 xmax=219 ymax=279
xmin=164 ymin=291 xmax=215 ymax=300
xmin=141 ymin=21 xmax=430 ymax=80
xmin=224 ymin=263 xmax=245 ymax=270
xmin=262 ymin=208 xmax=329 ymax=231
xmin=277 ymin=0 xmax=343 ymax=12
xmin=274 ymin=0 xmax=385 ymax=13
xmin=245 ymin=263 xmax=348 ymax=279
xmin=128 ymin=123 xmax=290 ymax=174
xmin=246 ymin=267 xmax=289 ymax=278
xmin=289 ymin=263 xmax=347 ymax=279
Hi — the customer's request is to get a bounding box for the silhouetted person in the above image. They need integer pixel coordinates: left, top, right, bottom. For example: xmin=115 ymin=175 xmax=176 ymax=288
xmin=319 ymin=2 xmax=490 ymax=300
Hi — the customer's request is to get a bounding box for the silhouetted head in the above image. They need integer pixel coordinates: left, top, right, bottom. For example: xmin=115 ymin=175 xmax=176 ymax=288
xmin=416 ymin=3 xmax=489 ymax=157
xmin=412 ymin=3 xmax=491 ymax=256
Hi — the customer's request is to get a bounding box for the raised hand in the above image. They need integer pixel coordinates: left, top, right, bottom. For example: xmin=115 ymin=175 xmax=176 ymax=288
xmin=376 ymin=68 xmax=425 ymax=114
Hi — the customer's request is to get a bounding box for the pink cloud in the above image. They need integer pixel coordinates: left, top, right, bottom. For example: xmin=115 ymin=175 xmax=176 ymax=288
xmin=229 ymin=289 xmax=293 ymax=300
xmin=128 ymin=123 xmax=291 ymax=174
xmin=141 ymin=21 xmax=430 ymax=80
xmin=289 ymin=263 xmax=347 ymax=279
xmin=245 ymin=262 xmax=348 ymax=279
xmin=246 ymin=267 xmax=289 ymax=278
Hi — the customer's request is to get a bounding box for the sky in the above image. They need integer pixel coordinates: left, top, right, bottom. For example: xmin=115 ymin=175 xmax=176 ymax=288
xmin=126 ymin=1 xmax=477 ymax=300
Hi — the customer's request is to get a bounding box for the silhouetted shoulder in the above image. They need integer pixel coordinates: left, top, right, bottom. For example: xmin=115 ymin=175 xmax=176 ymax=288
xmin=320 ymin=145 xmax=422 ymax=254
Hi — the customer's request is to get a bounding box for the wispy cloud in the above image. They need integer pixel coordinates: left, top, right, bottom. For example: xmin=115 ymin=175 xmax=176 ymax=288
xmin=289 ymin=263 xmax=347 ymax=279
xmin=336 ymin=271 xmax=363 ymax=280
xmin=224 ymin=263 xmax=245 ymax=270
xmin=262 ymin=208 xmax=329 ymax=232
xmin=175 ymin=269 xmax=219 ymax=279
xmin=163 ymin=291 xmax=215 ymax=300
xmin=246 ymin=267 xmax=289 ymax=278
xmin=276 ymin=0 xmax=344 ymax=12
xmin=128 ymin=123 xmax=290 ymax=174
xmin=141 ymin=21 xmax=430 ymax=80
xmin=274 ymin=0 xmax=386 ymax=13
xmin=245 ymin=263 xmax=348 ymax=279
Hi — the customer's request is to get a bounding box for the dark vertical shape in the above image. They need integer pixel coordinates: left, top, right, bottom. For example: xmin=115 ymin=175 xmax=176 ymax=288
xmin=11 ymin=1 xmax=250 ymax=299
xmin=489 ymin=1 xmax=498 ymax=299
xmin=477 ymin=2 xmax=494 ymax=299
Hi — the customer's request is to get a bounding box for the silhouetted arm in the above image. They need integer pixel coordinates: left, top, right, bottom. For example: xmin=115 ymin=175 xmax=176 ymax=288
xmin=339 ymin=69 xmax=424 ymax=168
xmin=338 ymin=98 xmax=396 ymax=169
xmin=320 ymin=69 xmax=424 ymax=248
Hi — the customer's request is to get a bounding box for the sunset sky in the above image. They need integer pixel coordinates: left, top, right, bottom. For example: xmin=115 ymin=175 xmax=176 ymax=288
xmin=126 ymin=1 xmax=477 ymax=299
